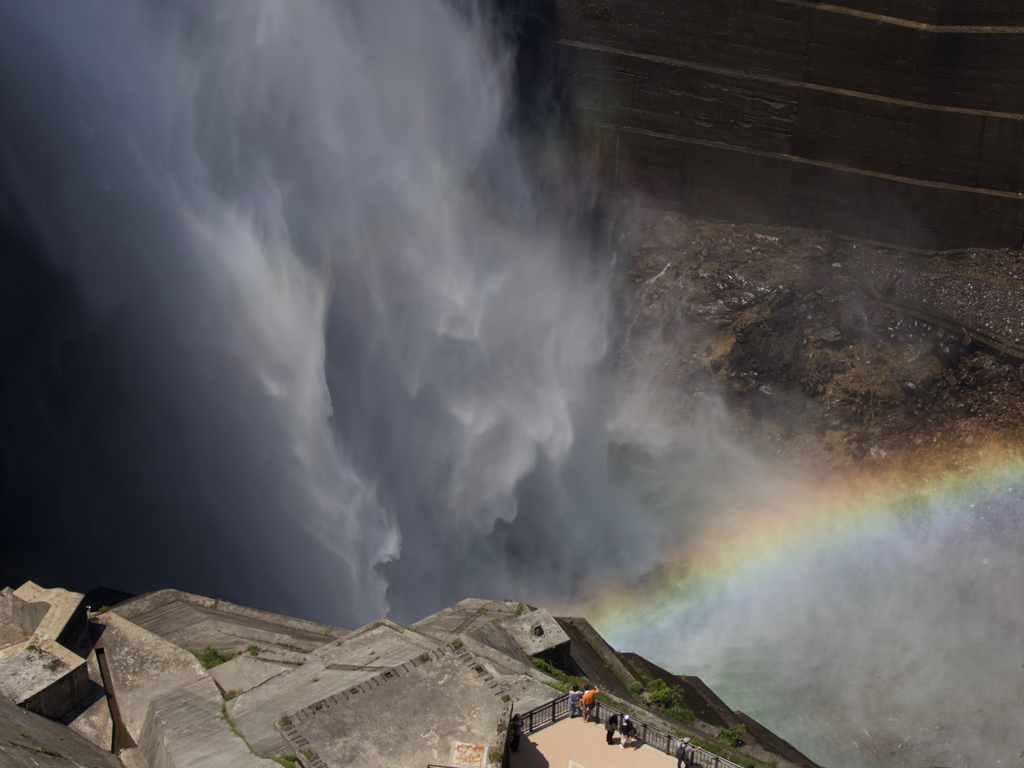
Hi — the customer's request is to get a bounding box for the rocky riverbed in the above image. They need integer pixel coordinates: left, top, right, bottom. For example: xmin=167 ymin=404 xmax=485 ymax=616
xmin=611 ymin=209 xmax=1024 ymax=472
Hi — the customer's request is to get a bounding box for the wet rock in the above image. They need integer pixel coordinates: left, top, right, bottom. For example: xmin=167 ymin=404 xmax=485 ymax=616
xmin=817 ymin=327 xmax=843 ymax=345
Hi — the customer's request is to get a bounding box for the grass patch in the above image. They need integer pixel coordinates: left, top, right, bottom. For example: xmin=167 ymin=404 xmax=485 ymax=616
xmin=222 ymin=689 xmax=242 ymax=701
xmin=221 ymin=710 xmax=254 ymax=753
xmin=476 ymin=606 xmax=487 ymax=613
xmin=44 ymin=656 xmax=66 ymax=674
xmin=275 ymin=642 xmax=302 ymax=651
xmin=500 ymin=694 xmax=510 ymax=703
xmin=194 ymin=646 xmax=233 ymax=669
xmin=663 ymin=705 xmax=695 ymax=725
xmin=417 ymin=653 xmax=430 ymax=663
xmin=529 ymin=657 xmax=587 ymax=694
xmin=246 ymin=644 xmax=259 ymax=656
xmin=36 ymin=747 xmax=65 ymax=759
xmin=300 ymin=748 xmax=313 ymax=759
xmin=274 ymin=757 xmax=297 ymax=768
xmin=488 ymin=746 xmax=504 ymax=763
xmin=718 ymin=723 xmax=746 ymax=747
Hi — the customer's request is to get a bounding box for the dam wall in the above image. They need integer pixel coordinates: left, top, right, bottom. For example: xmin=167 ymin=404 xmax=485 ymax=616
xmin=551 ymin=0 xmax=1024 ymax=249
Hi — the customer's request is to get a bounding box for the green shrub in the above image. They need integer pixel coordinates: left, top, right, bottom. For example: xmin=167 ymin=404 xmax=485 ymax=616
xmin=646 ymin=679 xmax=669 ymax=706
xmin=194 ymin=646 xmax=233 ymax=669
xmin=278 ymin=716 xmax=291 ymax=727
xmin=418 ymin=653 xmax=430 ymax=663
xmin=514 ymin=601 xmax=523 ymax=616
xmin=627 ymin=680 xmax=644 ymax=697
xmin=718 ymin=724 xmax=747 ymax=747
xmin=451 ymin=638 xmax=463 ymax=649
xmin=222 ymin=689 xmax=241 ymax=701
xmin=488 ymin=746 xmax=504 ymax=764
xmin=274 ymin=757 xmax=297 ymax=768
xmin=246 ymin=644 xmax=259 ymax=656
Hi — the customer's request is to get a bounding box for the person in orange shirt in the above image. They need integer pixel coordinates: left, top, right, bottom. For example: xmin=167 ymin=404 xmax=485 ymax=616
xmin=581 ymin=685 xmax=598 ymax=722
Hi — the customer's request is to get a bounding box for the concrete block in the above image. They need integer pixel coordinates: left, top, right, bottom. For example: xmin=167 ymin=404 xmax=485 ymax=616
xmin=92 ymin=612 xmax=207 ymax=744
xmin=136 ymin=677 xmax=276 ymax=768
xmin=229 ymin=620 xmax=436 ymax=757
xmin=208 ymin=656 xmax=286 ymax=695
xmin=61 ymin=678 xmax=113 ymax=753
xmin=288 ymin=649 xmax=510 ymax=768
xmin=498 ymin=609 xmax=570 ymax=659
xmin=0 ymin=693 xmax=120 ymax=768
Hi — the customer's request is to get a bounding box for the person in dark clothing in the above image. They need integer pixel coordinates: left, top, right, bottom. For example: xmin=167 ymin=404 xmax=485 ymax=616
xmin=605 ymin=714 xmax=618 ymax=745
xmin=510 ymin=713 xmax=523 ymax=752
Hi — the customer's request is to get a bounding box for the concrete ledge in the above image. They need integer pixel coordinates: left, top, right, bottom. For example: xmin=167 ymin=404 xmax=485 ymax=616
xmin=112 ymin=590 xmax=347 ymax=640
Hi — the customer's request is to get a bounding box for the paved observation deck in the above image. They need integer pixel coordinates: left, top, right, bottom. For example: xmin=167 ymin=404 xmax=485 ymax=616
xmin=511 ymin=717 xmax=679 ymax=768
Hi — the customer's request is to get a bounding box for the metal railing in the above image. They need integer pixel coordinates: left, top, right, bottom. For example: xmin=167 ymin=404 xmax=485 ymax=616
xmin=514 ymin=693 xmax=746 ymax=768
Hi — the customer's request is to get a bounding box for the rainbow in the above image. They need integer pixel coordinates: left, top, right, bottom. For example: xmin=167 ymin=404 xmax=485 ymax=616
xmin=580 ymin=436 xmax=1024 ymax=647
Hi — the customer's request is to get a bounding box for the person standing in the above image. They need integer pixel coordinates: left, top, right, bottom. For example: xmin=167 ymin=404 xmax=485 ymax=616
xmin=620 ymin=715 xmax=635 ymax=748
xmin=676 ymin=736 xmax=701 ymax=767
xmin=510 ymin=713 xmax=523 ymax=753
xmin=581 ymin=685 xmax=598 ymax=723
xmin=568 ymin=684 xmax=582 ymax=718
xmin=605 ymin=714 xmax=618 ymax=745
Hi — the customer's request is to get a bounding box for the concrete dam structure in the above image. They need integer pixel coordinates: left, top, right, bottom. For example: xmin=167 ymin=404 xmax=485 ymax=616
xmin=550 ymin=0 xmax=1024 ymax=250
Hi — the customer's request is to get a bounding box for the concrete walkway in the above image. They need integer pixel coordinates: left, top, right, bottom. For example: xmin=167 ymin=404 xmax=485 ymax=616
xmin=510 ymin=717 xmax=678 ymax=768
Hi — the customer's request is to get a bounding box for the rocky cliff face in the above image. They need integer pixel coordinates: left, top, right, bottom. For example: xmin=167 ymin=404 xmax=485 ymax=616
xmin=550 ymin=0 xmax=1024 ymax=250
